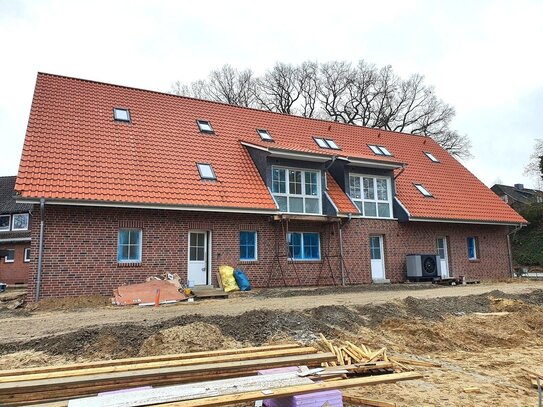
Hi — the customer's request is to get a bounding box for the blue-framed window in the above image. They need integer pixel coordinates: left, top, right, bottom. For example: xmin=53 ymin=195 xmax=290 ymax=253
xmin=117 ymin=229 xmax=142 ymax=263
xmin=240 ymin=231 xmax=257 ymax=261
xmin=288 ymin=232 xmax=320 ymax=260
xmin=467 ymin=237 xmax=478 ymax=260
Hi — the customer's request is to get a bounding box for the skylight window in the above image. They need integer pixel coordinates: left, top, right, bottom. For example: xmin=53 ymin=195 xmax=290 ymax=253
xmin=325 ymin=139 xmax=340 ymax=150
xmin=368 ymin=145 xmax=392 ymax=156
xmin=314 ymin=137 xmax=340 ymax=150
xmin=113 ymin=108 xmax=130 ymax=122
xmin=424 ymin=152 xmax=440 ymax=163
xmin=414 ymin=183 xmax=433 ymax=197
xmin=197 ymin=163 xmax=216 ymax=180
xmin=257 ymin=129 xmax=273 ymax=141
xmin=197 ymin=120 xmax=214 ymax=134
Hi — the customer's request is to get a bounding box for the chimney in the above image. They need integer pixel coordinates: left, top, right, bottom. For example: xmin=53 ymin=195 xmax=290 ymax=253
xmin=514 ymin=183 xmax=524 ymax=190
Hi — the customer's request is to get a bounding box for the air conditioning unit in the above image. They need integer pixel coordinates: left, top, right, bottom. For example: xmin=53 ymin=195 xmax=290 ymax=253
xmin=406 ymin=254 xmax=441 ymax=281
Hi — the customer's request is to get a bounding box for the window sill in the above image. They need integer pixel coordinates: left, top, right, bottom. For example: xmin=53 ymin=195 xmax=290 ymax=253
xmin=240 ymin=260 xmax=258 ymax=263
xmin=4 ymin=261 xmax=14 ymax=264
xmin=117 ymin=262 xmax=142 ymax=267
xmin=468 ymin=259 xmax=480 ymax=263
xmin=288 ymin=259 xmax=322 ymax=264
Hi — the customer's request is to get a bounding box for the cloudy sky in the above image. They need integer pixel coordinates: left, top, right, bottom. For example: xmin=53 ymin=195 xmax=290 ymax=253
xmin=1 ymin=0 xmax=542 ymax=188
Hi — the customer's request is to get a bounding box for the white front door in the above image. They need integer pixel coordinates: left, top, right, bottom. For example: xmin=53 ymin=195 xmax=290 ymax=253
xmin=370 ymin=235 xmax=385 ymax=280
xmin=188 ymin=231 xmax=209 ymax=285
xmin=437 ymin=237 xmax=449 ymax=278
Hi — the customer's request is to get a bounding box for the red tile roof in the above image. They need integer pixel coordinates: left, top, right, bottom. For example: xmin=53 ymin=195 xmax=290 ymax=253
xmin=16 ymin=73 xmax=526 ymax=224
xmin=326 ymin=173 xmax=359 ymax=214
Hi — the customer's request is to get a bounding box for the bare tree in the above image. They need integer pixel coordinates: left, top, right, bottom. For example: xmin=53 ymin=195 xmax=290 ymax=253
xmin=172 ymin=60 xmax=472 ymax=158
xmin=524 ymin=139 xmax=543 ymax=188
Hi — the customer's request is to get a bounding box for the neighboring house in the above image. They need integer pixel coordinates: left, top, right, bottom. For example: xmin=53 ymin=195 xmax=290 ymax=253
xmin=15 ymin=73 xmax=526 ymax=300
xmin=0 ymin=176 xmax=32 ymax=285
xmin=491 ymin=183 xmax=543 ymax=211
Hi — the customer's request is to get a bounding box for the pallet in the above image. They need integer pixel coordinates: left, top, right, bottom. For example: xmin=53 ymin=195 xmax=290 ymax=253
xmin=191 ymin=287 xmax=228 ymax=299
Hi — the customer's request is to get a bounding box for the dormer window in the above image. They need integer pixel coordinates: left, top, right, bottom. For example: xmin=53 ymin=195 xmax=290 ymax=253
xmin=424 ymin=152 xmax=440 ymax=163
xmin=368 ymin=145 xmax=392 ymax=156
xmin=12 ymin=213 xmax=29 ymax=231
xmin=197 ymin=120 xmax=214 ymax=134
xmin=257 ymin=129 xmax=273 ymax=141
xmin=415 ymin=183 xmax=433 ymax=197
xmin=314 ymin=137 xmax=340 ymax=150
xmin=113 ymin=108 xmax=130 ymax=122
xmin=197 ymin=163 xmax=217 ymax=180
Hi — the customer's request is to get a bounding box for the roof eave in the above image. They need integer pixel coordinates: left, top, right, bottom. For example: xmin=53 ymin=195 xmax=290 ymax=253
xmin=408 ymin=216 xmax=527 ymax=227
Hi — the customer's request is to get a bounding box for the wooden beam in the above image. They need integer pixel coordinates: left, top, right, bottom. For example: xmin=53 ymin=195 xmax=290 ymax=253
xmin=0 ymin=353 xmax=336 ymax=396
xmin=0 ymin=344 xmax=302 ymax=377
xmin=155 ymin=372 xmax=423 ymax=406
xmin=0 ymin=347 xmax=319 ymax=383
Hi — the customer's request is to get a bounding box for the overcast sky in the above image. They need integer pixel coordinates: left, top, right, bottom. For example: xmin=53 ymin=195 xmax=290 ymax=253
xmin=1 ymin=0 xmax=542 ymax=188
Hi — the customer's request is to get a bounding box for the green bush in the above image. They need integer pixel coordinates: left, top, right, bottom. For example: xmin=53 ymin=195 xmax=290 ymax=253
xmin=512 ymin=203 xmax=543 ymax=266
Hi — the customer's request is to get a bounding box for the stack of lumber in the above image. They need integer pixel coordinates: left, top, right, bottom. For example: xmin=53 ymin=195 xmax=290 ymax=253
xmin=0 ymin=342 xmax=424 ymax=406
xmin=316 ymin=334 xmax=441 ymax=372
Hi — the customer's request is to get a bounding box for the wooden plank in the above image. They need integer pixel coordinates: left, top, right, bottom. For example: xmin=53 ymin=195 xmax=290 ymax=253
xmin=388 ymin=356 xmax=441 ymax=368
xmin=0 ymin=353 xmax=336 ymax=396
xmin=0 ymin=344 xmax=302 ymax=377
xmin=68 ymin=372 xmax=313 ymax=407
xmin=343 ymin=394 xmax=396 ymax=406
xmin=155 ymin=372 xmax=423 ymax=407
xmin=0 ymin=347 xmax=319 ymax=383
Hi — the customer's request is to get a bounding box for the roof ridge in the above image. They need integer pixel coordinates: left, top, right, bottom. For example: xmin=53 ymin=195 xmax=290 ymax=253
xmin=36 ymin=72 xmax=431 ymax=141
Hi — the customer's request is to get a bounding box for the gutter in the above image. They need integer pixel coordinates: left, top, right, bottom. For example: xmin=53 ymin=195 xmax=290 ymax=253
xmin=507 ymin=223 xmax=525 ymax=277
xmin=35 ymin=198 xmax=45 ymax=302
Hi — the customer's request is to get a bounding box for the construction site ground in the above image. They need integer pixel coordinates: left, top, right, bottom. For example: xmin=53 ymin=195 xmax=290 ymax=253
xmin=1 ymin=280 xmax=543 ymax=406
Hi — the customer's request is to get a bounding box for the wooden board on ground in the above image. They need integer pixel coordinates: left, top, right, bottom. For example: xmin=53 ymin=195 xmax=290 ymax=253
xmin=191 ymin=287 xmax=228 ymax=299
xmin=343 ymin=394 xmax=396 ymax=406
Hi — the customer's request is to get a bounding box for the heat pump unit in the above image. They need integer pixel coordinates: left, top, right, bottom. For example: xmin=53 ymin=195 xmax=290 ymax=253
xmin=406 ymin=254 xmax=441 ymax=281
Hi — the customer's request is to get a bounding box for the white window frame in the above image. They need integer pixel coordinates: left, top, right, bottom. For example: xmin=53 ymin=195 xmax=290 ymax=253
xmin=24 ymin=248 xmax=31 ymax=263
xmin=113 ymin=108 xmax=131 ymax=122
xmin=0 ymin=215 xmax=10 ymax=231
xmin=257 ymin=129 xmax=273 ymax=141
xmin=239 ymin=231 xmax=258 ymax=261
xmin=12 ymin=213 xmax=29 ymax=231
xmin=414 ymin=183 xmax=433 ymax=197
xmin=117 ymin=229 xmax=143 ymax=264
xmin=271 ymin=166 xmax=322 ymax=215
xmin=4 ymin=249 xmax=14 ymax=263
xmin=287 ymin=231 xmax=321 ymax=261
xmin=313 ymin=137 xmax=340 ymax=150
xmin=349 ymin=174 xmax=393 ymax=219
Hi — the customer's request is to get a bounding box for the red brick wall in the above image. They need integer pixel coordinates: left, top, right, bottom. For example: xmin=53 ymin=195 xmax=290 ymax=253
xmin=27 ymin=205 xmax=512 ymax=299
xmin=0 ymin=242 xmax=31 ymax=285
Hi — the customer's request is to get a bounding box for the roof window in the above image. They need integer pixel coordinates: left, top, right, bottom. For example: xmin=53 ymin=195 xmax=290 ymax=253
xmin=257 ymin=129 xmax=273 ymax=141
xmin=113 ymin=108 xmax=130 ymax=122
xmin=424 ymin=152 xmax=440 ymax=163
xmin=368 ymin=145 xmax=392 ymax=156
xmin=197 ymin=120 xmax=214 ymax=134
xmin=197 ymin=163 xmax=217 ymax=180
xmin=314 ymin=137 xmax=341 ymax=150
xmin=414 ymin=183 xmax=433 ymax=197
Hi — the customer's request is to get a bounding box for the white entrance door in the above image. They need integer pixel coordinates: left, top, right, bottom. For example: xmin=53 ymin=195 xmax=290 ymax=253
xmin=437 ymin=237 xmax=449 ymax=278
xmin=188 ymin=231 xmax=208 ymax=285
xmin=370 ymin=235 xmax=385 ymax=280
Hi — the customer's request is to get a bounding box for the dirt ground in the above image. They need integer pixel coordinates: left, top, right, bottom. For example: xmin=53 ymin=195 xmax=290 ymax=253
xmin=1 ymin=280 xmax=543 ymax=406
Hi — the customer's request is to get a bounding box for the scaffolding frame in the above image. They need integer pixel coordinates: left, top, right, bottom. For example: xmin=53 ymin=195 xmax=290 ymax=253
xmin=267 ymin=215 xmax=351 ymax=287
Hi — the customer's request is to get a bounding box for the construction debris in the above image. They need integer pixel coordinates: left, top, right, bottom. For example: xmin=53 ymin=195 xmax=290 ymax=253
xmin=0 ymin=339 xmax=425 ymax=406
xmin=112 ymin=280 xmax=187 ymax=306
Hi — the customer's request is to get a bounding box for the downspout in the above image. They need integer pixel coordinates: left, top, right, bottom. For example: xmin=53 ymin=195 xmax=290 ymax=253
xmin=35 ymin=198 xmax=45 ymax=302
xmin=507 ymin=223 xmax=524 ymax=278
xmin=339 ymin=214 xmax=351 ymax=286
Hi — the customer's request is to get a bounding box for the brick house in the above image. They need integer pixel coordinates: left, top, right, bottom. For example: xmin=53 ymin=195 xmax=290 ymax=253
xmin=0 ymin=176 xmax=32 ymax=285
xmin=15 ymin=73 xmax=526 ymax=300
xmin=491 ymin=183 xmax=543 ymax=211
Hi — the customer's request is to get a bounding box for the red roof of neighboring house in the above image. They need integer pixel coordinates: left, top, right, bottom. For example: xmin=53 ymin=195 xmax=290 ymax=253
xmin=16 ymin=73 xmax=526 ymax=224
